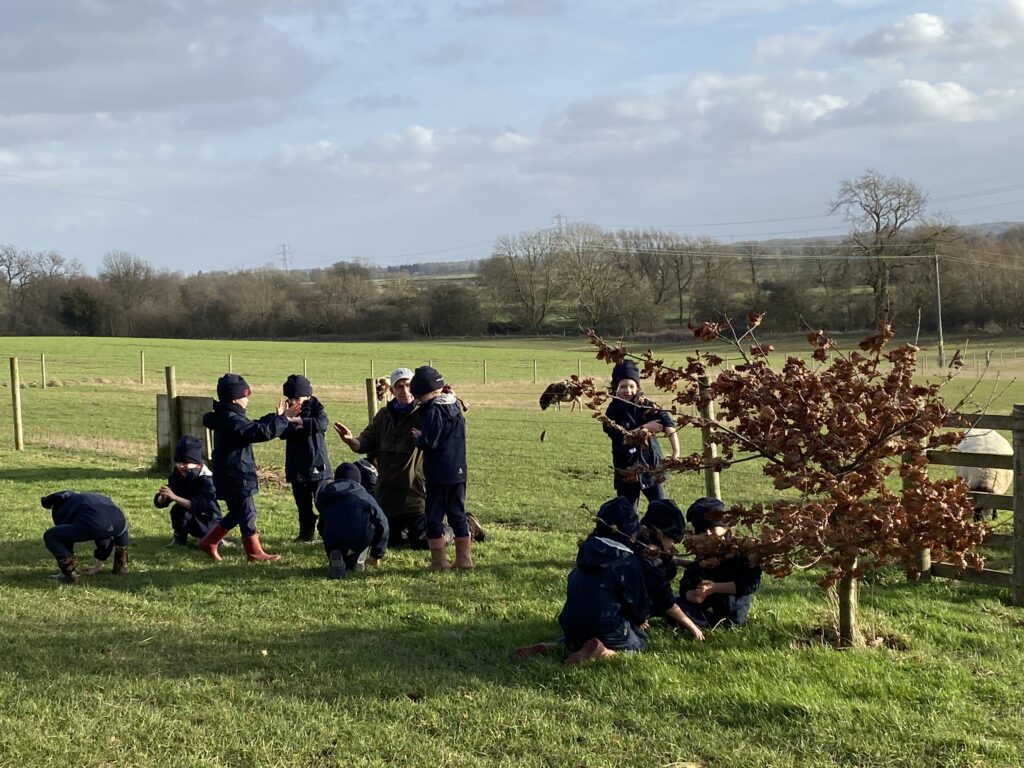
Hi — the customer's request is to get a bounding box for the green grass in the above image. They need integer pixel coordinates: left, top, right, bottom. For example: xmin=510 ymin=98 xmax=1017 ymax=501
xmin=1 ymin=335 xmax=1024 ymax=767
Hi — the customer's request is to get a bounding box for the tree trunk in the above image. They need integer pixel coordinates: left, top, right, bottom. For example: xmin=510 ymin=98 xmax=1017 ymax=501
xmin=838 ymin=566 xmax=860 ymax=648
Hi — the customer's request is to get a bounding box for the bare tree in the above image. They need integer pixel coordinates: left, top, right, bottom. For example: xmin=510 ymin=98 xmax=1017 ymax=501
xmin=481 ymin=230 xmax=563 ymax=333
xmin=99 ymin=250 xmax=156 ymax=336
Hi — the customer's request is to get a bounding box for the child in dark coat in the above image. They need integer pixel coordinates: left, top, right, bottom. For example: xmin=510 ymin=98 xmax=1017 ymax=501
xmin=408 ymin=365 xmax=471 ymax=571
xmin=677 ymin=497 xmax=762 ymax=629
xmin=315 ymin=462 xmax=390 ymax=579
xmin=557 ymin=496 xmax=652 ymax=664
xmin=603 ymin=360 xmax=679 ymax=509
xmin=279 ymin=374 xmax=331 ymax=542
xmin=634 ymin=499 xmax=704 ymax=641
xmin=42 ymin=490 xmax=130 ymax=582
xmin=198 ymin=373 xmax=299 ymax=562
xmin=154 ymin=434 xmax=223 ymax=547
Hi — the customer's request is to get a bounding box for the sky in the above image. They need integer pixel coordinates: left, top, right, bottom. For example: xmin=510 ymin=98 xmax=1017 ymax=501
xmin=1 ymin=0 xmax=1023 ymax=274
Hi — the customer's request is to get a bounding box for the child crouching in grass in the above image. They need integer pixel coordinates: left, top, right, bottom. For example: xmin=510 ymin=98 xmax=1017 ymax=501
xmin=315 ymin=462 xmax=389 ymax=579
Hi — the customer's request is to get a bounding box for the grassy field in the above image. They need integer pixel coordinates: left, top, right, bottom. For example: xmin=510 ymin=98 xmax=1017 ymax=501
xmin=1 ymin=334 xmax=1024 ymax=767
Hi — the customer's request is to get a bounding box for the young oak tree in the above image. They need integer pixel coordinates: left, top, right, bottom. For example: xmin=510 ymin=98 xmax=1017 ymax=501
xmin=576 ymin=315 xmax=986 ymax=646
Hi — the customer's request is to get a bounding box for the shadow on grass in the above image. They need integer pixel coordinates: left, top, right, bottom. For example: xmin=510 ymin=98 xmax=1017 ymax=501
xmin=0 ymin=466 xmax=162 ymax=483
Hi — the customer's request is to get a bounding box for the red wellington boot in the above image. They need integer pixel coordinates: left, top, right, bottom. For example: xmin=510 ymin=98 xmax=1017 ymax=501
xmin=197 ymin=523 xmax=229 ymax=562
xmin=242 ymin=533 xmax=281 ymax=562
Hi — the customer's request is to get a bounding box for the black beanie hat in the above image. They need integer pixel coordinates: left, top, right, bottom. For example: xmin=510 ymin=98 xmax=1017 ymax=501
xmin=642 ymin=499 xmax=686 ymax=541
xmin=595 ymin=496 xmax=641 ymax=540
xmin=611 ymin=360 xmax=641 ymax=388
xmin=216 ymin=373 xmax=250 ymax=402
xmin=41 ymin=490 xmax=75 ymax=510
xmin=410 ymin=365 xmax=445 ymax=398
xmin=174 ymin=435 xmax=204 ymax=464
xmin=334 ymin=462 xmax=363 ymax=484
xmin=686 ymin=497 xmax=726 ymax=534
xmin=283 ymin=374 xmax=313 ymax=399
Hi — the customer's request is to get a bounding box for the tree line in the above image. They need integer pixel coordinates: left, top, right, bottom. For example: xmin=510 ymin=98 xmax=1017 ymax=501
xmin=3 ymin=170 xmax=1024 ymax=339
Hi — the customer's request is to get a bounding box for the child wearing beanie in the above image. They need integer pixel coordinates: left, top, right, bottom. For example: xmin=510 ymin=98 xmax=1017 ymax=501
xmin=154 ymin=434 xmax=224 ymax=547
xmin=408 ymin=365 xmax=471 ymax=571
xmin=603 ymin=359 xmax=679 ymax=509
xmin=198 ymin=373 xmax=301 ymax=562
xmin=279 ymin=374 xmax=331 ymax=542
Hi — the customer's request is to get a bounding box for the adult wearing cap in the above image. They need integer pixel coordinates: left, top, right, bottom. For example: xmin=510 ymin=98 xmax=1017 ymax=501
xmin=154 ymin=434 xmax=223 ymax=547
xmin=334 ymin=367 xmax=429 ymax=549
xmin=279 ymin=373 xmax=331 ymax=542
xmin=198 ymin=373 xmax=301 ymax=562
xmin=42 ymin=490 xmax=130 ymax=583
xmin=677 ymin=497 xmax=762 ymax=629
xmin=603 ymin=359 xmax=679 ymax=510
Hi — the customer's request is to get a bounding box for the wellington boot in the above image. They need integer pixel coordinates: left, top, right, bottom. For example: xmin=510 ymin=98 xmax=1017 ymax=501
xmin=55 ymin=555 xmax=79 ymax=583
xmin=197 ymin=523 xmax=230 ymax=562
xmin=242 ymin=533 xmax=281 ymax=562
xmin=454 ymin=536 xmax=474 ymax=570
xmin=165 ymin=531 xmax=189 ymax=548
xmin=112 ymin=545 xmax=129 ymax=575
xmin=467 ymin=513 xmax=488 ymax=542
xmin=427 ymin=537 xmax=451 ymax=571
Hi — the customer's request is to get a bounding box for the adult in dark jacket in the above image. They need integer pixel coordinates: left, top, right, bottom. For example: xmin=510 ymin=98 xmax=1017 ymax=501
xmin=409 ymin=366 xmax=471 ymax=570
xmin=197 ymin=373 xmax=299 ymax=562
xmin=155 ymin=434 xmax=223 ymax=547
xmin=315 ymin=463 xmax=390 ymax=579
xmin=634 ymin=499 xmax=704 ymax=641
xmin=279 ymin=374 xmax=331 ymax=542
xmin=557 ymin=497 xmax=652 ymax=664
xmin=42 ymin=490 xmax=130 ymax=583
xmin=335 ymin=367 xmax=428 ymax=549
xmin=677 ymin=497 xmax=762 ymax=629
xmin=603 ymin=360 xmax=679 ymax=509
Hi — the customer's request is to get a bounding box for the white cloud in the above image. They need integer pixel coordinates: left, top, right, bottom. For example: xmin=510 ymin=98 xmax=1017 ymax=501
xmin=834 ymin=79 xmax=995 ymax=125
xmin=755 ymin=29 xmax=830 ymax=64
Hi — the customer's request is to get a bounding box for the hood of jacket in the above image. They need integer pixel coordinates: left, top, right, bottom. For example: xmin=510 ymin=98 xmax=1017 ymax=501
xmin=202 ymin=400 xmax=244 ymax=428
xmin=315 ymin=479 xmax=363 ymax=508
xmin=575 ymin=535 xmax=635 ymax=573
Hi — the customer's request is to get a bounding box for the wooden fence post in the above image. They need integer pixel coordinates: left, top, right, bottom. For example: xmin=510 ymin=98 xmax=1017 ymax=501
xmin=40 ymin=353 xmax=46 ymax=390
xmin=698 ymin=376 xmax=721 ymax=499
xmin=10 ymin=357 xmax=23 ymax=451
xmin=370 ymin=359 xmax=375 ymax=380
xmin=577 ymin=358 xmax=582 ymax=379
xmin=139 ymin=350 xmax=145 ymax=385
xmin=165 ymin=366 xmax=179 ymax=464
xmin=228 ymin=354 xmax=233 ymax=373
xmin=533 ymin=359 xmax=538 ymax=384
xmin=1013 ymin=404 xmax=1024 ymax=606
xmin=483 ymin=360 xmax=488 ymax=384
xmin=365 ymin=378 xmax=378 ymax=425
xmin=303 ymin=357 xmax=308 ymax=378
xmin=906 ymin=449 xmax=931 ymax=580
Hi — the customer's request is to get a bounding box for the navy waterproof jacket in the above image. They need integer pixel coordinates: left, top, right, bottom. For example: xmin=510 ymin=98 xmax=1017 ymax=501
xmin=280 ymin=396 xmax=331 ymax=484
xmin=634 ymin=534 xmax=679 ymax=617
xmin=153 ymin=466 xmax=221 ymax=522
xmin=47 ymin=492 xmax=129 ymax=560
xmin=202 ymin=401 xmax=289 ymax=500
xmin=679 ymin=550 xmax=762 ymax=626
xmin=558 ymin=535 xmax=651 ymax=645
xmin=415 ymin=394 xmax=467 ymax=486
xmin=603 ymin=396 xmax=673 ymax=490
xmin=315 ymin=480 xmax=390 ymax=559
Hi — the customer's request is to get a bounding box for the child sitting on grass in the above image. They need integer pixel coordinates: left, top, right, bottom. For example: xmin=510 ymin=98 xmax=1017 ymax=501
xmin=408 ymin=365 xmax=471 ymax=571
xmin=512 ymin=497 xmax=652 ymax=666
xmin=676 ymin=497 xmax=762 ymax=629
xmin=315 ymin=462 xmax=389 ymax=579
xmin=154 ymin=434 xmax=223 ymax=548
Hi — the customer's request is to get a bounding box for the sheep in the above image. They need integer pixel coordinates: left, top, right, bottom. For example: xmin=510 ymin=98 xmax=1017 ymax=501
xmin=954 ymin=428 xmax=1013 ymax=521
xmin=539 ymin=381 xmax=582 ymax=412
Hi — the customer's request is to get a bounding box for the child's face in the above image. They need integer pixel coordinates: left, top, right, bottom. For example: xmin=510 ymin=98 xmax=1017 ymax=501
xmin=234 ymin=396 xmax=249 ymax=410
xmin=655 ymin=530 xmax=678 ymax=553
xmin=287 ymin=395 xmax=310 ymax=408
xmin=175 ymin=461 xmax=201 ymax=476
xmin=616 ymin=380 xmax=638 ymax=399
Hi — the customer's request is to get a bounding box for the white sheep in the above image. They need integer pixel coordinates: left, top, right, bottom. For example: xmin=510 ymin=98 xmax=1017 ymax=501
xmin=954 ymin=428 xmax=1013 ymax=520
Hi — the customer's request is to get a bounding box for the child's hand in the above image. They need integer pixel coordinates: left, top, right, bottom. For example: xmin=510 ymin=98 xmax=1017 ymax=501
xmin=80 ymin=561 xmax=105 ymax=576
xmin=276 ymin=399 xmax=287 ymax=416
xmin=692 ymin=580 xmax=716 ymax=603
xmin=689 ymin=625 xmax=705 ymax=642
xmin=367 ymin=556 xmax=380 ymax=567
xmin=284 ymin=401 xmax=302 ymax=419
xmin=410 ymin=427 xmax=422 ymax=440
xmin=158 ymin=485 xmax=176 ymax=502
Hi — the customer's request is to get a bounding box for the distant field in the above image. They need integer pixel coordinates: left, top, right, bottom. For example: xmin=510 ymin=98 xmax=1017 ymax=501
xmin=1 ymin=334 xmax=1023 ymax=767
